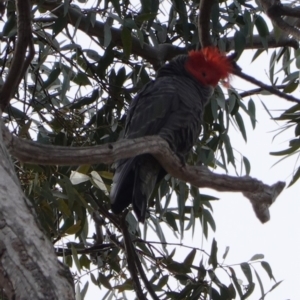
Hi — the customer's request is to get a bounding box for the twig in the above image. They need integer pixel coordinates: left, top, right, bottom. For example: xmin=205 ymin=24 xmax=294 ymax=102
xmin=132 ymin=244 xmax=159 ymax=300
xmin=238 ymin=85 xmax=287 ymax=98
xmin=55 ymin=244 xmax=115 ymax=256
xmin=233 ymin=67 xmax=300 ymax=104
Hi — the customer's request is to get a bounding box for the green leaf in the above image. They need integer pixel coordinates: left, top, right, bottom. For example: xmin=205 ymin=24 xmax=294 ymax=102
xmin=99 ymin=273 xmax=112 ymax=289
xmin=203 ymin=208 xmax=216 ymax=232
xmin=255 ymin=15 xmax=269 ymax=37
xmin=251 ymin=49 xmax=264 ymax=62
xmin=269 ymin=50 xmax=276 ymax=84
xmin=288 ymin=166 xmax=300 ymax=187
xmin=269 ymin=280 xmax=283 ymax=292
xmin=295 ymin=123 xmax=300 ymax=136
xmin=166 ymin=261 xmax=191 ymax=274
xmin=52 ymin=15 xmax=68 ymax=36
xmin=198 ymin=259 xmax=207 ymax=280
xmin=222 ymin=246 xmax=229 ymax=260
xmin=85 ymin=49 xmax=101 ymax=62
xmin=270 ymin=146 xmax=299 ymax=156
xmin=64 ymin=255 xmax=73 ymax=268
xmin=248 ymin=98 xmax=256 ymax=129
xmin=177 ymin=181 xmax=187 ymax=235
xmin=240 ymin=262 xmax=252 ymax=283
xmin=235 ymin=112 xmax=247 ymax=142
xmin=234 ymin=30 xmax=246 ymax=58
xmin=283 ymin=81 xmax=298 ymax=94
xmin=3 ymin=14 xmax=16 ymax=37
xmin=254 ymin=269 xmax=264 ymax=299
xmin=80 ymin=281 xmax=89 ymax=300
xmin=150 ymin=216 xmax=167 ymax=245
xmin=222 ymin=134 xmax=235 ymax=166
xmin=261 ymin=261 xmax=275 ymax=280
xmin=228 ymin=94 xmax=236 ymax=114
xmin=215 ymin=85 xmax=225 ymax=109
xmin=121 ymin=27 xmax=132 ymax=59
xmin=42 ymin=67 xmax=61 ymax=90
xmin=79 ymin=254 xmax=91 ymax=270
xmin=183 ymin=249 xmax=196 ymax=266
xmin=208 ymin=238 xmax=218 ymax=269
xmin=229 ymin=267 xmax=243 ymax=297
xmin=165 ymin=212 xmax=179 ymax=232
xmin=65 ymin=221 xmax=82 ymax=234
xmin=72 ymin=72 xmax=91 ymax=86
xmin=156 ymin=275 xmax=168 ymax=289
xmin=111 ymin=0 xmax=121 ymax=16
xmin=104 ymin=20 xmax=112 ymax=47
xmin=71 ymin=244 xmax=81 ymax=274
xmin=249 ymin=253 xmax=264 ymax=261
xmin=90 ymin=273 xmax=98 ymax=286
xmin=243 ymin=156 xmax=251 ymax=175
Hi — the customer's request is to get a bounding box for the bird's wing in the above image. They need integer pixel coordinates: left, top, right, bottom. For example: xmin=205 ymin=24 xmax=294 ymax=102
xmin=125 ymin=75 xmax=210 ymax=155
xmin=124 ymin=76 xmax=180 ymax=139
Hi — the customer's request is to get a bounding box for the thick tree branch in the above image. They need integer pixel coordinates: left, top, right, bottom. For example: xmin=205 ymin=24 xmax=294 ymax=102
xmin=260 ymin=0 xmax=300 ymax=41
xmin=0 ymin=0 xmax=34 ymax=111
xmin=3 ymin=127 xmax=285 ymax=223
xmin=198 ymin=0 xmax=214 ymax=47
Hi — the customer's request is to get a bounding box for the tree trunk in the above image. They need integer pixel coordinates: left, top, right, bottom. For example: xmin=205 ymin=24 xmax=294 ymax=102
xmin=0 ymin=120 xmax=74 ymax=300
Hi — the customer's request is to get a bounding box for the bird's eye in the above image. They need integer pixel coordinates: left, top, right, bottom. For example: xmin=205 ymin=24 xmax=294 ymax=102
xmin=202 ymin=72 xmax=206 ymax=77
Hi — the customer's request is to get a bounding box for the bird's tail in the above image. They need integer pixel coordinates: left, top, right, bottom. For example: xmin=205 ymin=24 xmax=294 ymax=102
xmin=110 ymin=157 xmax=136 ymax=215
xmin=132 ymin=155 xmax=161 ymax=222
xmin=110 ymin=155 xmax=161 ymax=222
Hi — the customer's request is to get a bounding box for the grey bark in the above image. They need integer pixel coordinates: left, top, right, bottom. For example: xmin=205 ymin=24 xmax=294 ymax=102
xmin=0 ymin=120 xmax=75 ymax=300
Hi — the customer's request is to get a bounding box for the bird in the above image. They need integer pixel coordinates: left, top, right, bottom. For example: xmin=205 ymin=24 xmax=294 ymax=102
xmin=110 ymin=47 xmax=233 ymax=223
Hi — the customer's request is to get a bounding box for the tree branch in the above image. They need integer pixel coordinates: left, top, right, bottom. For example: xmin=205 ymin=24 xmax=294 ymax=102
xmin=3 ymin=126 xmax=285 ymax=223
xmin=121 ymin=215 xmax=146 ymax=300
xmin=238 ymin=85 xmax=287 ymax=98
xmin=132 ymin=243 xmax=159 ymax=300
xmin=259 ymin=0 xmax=300 ymax=41
xmin=41 ymin=0 xmax=297 ymax=72
xmin=0 ymin=0 xmax=34 ymax=111
xmin=224 ymin=34 xmax=298 ymax=51
xmin=198 ymin=0 xmax=214 ymax=47
xmin=233 ymin=66 xmax=300 ymax=104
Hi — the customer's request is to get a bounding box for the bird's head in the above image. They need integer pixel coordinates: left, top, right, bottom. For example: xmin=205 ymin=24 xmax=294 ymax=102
xmin=185 ymin=47 xmax=233 ymax=87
